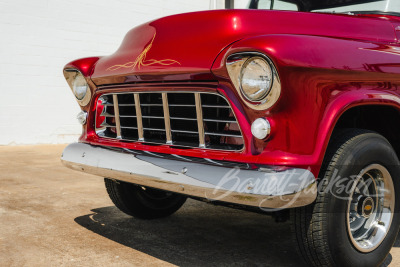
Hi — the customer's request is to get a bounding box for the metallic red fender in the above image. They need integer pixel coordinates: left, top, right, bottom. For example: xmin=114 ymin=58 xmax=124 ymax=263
xmin=212 ymin=34 xmax=400 ymax=175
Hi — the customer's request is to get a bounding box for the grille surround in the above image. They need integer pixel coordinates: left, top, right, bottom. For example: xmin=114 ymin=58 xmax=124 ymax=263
xmin=95 ymin=91 xmax=244 ymax=151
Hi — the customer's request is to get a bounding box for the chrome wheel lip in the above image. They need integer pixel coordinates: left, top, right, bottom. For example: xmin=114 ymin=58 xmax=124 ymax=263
xmin=346 ymin=164 xmax=395 ymax=253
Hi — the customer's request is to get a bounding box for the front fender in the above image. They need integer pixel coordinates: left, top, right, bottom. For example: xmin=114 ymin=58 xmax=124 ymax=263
xmin=212 ymin=34 xmax=400 ymax=177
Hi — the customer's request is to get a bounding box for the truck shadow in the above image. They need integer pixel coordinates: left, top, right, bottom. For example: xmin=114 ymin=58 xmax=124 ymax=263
xmin=74 ymin=199 xmax=304 ymax=266
xmin=74 ymin=199 xmax=395 ymax=266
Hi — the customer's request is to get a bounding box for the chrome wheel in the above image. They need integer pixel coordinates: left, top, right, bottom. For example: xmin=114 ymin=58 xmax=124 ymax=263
xmin=347 ymin=164 xmax=395 ymax=252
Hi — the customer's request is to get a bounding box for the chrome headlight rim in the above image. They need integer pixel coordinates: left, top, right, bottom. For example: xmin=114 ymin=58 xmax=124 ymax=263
xmin=63 ymin=68 xmax=92 ymax=107
xmin=239 ymin=56 xmax=274 ymax=103
xmin=226 ymin=52 xmax=281 ymax=110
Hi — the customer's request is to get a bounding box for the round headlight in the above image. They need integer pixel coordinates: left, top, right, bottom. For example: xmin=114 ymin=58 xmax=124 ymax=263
xmin=72 ymin=73 xmax=89 ymax=100
xmin=240 ymin=57 xmax=273 ymax=102
xmin=64 ymin=69 xmax=92 ymax=106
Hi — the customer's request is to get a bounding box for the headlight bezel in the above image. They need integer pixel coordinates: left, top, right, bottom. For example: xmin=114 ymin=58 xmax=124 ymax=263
xmin=63 ymin=69 xmax=92 ymax=106
xmin=226 ymin=52 xmax=281 ymax=110
xmin=240 ymin=56 xmax=273 ymax=102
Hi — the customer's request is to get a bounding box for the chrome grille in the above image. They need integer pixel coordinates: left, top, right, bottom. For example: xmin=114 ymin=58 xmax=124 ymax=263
xmin=96 ymin=92 xmax=244 ymax=151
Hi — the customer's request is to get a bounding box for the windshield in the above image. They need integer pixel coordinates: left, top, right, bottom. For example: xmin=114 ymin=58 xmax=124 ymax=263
xmin=313 ymin=0 xmax=400 ymax=13
xmin=232 ymin=0 xmax=400 ymax=14
xmin=248 ymin=0 xmax=298 ymax=11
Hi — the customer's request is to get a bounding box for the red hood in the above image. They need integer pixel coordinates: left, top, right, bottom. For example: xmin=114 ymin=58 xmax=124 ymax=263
xmin=91 ymin=10 xmax=396 ymax=85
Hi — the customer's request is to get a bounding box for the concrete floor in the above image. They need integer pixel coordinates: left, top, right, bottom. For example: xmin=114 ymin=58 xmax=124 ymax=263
xmin=0 ymin=145 xmax=398 ymax=266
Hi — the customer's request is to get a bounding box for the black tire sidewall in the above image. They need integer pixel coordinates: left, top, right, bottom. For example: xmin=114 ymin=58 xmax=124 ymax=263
xmin=128 ymin=184 xmax=186 ymax=210
xmin=105 ymin=178 xmax=187 ymax=219
xmin=324 ymin=134 xmax=400 ymax=267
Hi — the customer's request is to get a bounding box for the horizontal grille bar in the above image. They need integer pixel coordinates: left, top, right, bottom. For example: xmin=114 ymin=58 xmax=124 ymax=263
xmin=170 ymin=117 xmax=197 ymax=121
xmin=205 ymin=131 xmax=242 ymax=137
xmin=96 ymin=92 xmax=244 ymax=151
xmin=172 ymin=129 xmax=198 ymax=134
xmin=141 ymin=104 xmax=163 ymax=107
xmin=100 ymin=122 xmax=115 ymax=127
xmin=202 ymin=105 xmax=231 ymax=108
xmin=204 ymin=118 xmax=236 ymax=123
xmin=100 ymin=113 xmax=115 ymax=117
xmin=169 ymin=104 xmax=196 ymax=107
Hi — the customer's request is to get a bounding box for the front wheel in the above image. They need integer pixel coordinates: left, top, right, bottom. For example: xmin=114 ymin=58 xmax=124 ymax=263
xmin=105 ymin=178 xmax=187 ymax=219
xmin=291 ymin=129 xmax=400 ymax=267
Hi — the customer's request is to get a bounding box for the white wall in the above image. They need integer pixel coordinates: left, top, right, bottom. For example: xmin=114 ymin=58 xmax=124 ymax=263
xmin=0 ymin=0 xmax=209 ymax=145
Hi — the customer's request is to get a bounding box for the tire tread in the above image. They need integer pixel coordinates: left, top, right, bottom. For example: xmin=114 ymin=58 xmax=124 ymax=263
xmin=291 ymin=129 xmax=375 ymax=266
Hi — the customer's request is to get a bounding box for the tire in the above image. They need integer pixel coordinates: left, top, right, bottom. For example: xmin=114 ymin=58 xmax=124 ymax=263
xmin=104 ymin=178 xmax=187 ymax=219
xmin=291 ymin=129 xmax=400 ymax=267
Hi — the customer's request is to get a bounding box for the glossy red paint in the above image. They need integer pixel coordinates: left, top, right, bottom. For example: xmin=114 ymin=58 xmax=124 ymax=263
xmin=65 ymin=10 xmax=400 ymax=177
xmin=64 ymin=56 xmax=101 ymax=110
xmin=90 ymin=10 xmax=396 ymax=85
xmin=212 ymin=34 xmax=400 ymax=173
xmin=95 ymin=99 xmax=106 ymax=129
xmin=64 ymin=57 xmax=100 ymax=77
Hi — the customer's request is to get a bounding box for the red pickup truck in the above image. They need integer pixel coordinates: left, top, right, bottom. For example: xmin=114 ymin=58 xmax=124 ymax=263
xmin=61 ymin=0 xmax=400 ymax=266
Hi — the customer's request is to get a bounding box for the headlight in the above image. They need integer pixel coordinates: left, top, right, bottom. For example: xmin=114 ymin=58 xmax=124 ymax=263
xmin=72 ymin=73 xmax=88 ymax=100
xmin=240 ymin=57 xmax=273 ymax=102
xmin=63 ymin=69 xmax=91 ymax=106
xmin=226 ymin=53 xmax=281 ymax=110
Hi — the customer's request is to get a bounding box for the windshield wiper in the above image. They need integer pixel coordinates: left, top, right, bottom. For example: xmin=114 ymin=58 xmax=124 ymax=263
xmin=350 ymin=10 xmax=400 ymax=17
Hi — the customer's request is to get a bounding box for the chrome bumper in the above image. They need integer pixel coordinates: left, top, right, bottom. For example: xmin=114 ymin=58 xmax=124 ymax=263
xmin=61 ymin=143 xmax=317 ymax=210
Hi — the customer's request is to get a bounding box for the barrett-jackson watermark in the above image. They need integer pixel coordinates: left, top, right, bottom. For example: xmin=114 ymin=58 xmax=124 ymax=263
xmin=204 ymin=166 xmax=381 ymax=212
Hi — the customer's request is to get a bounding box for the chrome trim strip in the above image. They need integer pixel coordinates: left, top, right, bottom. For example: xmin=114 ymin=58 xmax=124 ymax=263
xmin=205 ymin=132 xmax=242 ymax=138
xmin=119 ymin=115 xmax=136 ymax=118
xmin=121 ymin=126 xmax=138 ymax=129
xmin=142 ymin=115 xmax=164 ymax=119
xmin=120 ymin=126 xmax=167 ymax=131
xmin=194 ymin=93 xmax=205 ymax=148
xmin=140 ymin=104 xmax=163 ymax=107
xmin=134 ymin=93 xmax=144 ymax=141
xmin=112 ymin=95 xmax=122 ymax=138
xmin=100 ymin=113 xmax=115 ymax=117
xmin=202 ymin=105 xmax=230 ymax=108
xmin=169 ymin=104 xmax=196 ymax=107
xmin=171 ymin=129 xmax=198 ymax=134
xmin=62 ymin=143 xmax=317 ymax=209
xmin=100 ymin=122 xmax=115 ymax=128
xmin=203 ymin=118 xmax=236 ymax=123
xmin=170 ymin=117 xmax=197 ymax=121
xmin=162 ymin=93 xmax=172 ymax=144
xmin=143 ymin=127 xmax=166 ymax=131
